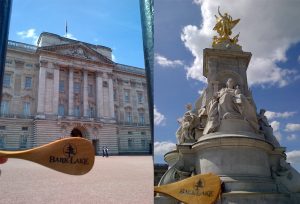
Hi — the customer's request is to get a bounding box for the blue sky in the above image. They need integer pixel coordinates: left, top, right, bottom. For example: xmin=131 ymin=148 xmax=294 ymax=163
xmin=8 ymin=0 xmax=144 ymax=68
xmin=154 ymin=0 xmax=300 ymax=171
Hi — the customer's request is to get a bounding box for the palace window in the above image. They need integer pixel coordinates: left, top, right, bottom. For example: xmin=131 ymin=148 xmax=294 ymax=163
xmin=3 ymin=73 xmax=11 ymax=88
xmin=88 ymin=106 xmax=95 ymax=118
xmin=88 ymin=84 xmax=93 ymax=96
xmin=128 ymin=138 xmax=133 ymax=148
xmin=74 ymin=106 xmax=80 ymax=117
xmin=22 ymin=127 xmax=28 ymax=131
xmin=24 ymin=76 xmax=32 ymax=89
xmin=0 ymin=101 xmax=9 ymax=115
xmin=23 ymin=102 xmax=30 ymax=116
xmin=139 ymin=112 xmax=145 ymax=125
xmin=25 ymin=63 xmax=33 ymax=68
xmin=113 ymin=89 xmax=117 ymax=101
xmin=114 ymin=110 xmax=118 ymax=120
xmin=19 ymin=135 xmax=28 ymax=149
xmin=74 ymin=82 xmax=81 ymax=93
xmin=0 ymin=135 xmax=5 ymax=149
xmin=125 ymin=111 xmax=132 ymax=123
xmin=103 ymin=81 xmax=108 ymax=87
xmin=141 ymin=139 xmax=146 ymax=149
xmin=124 ymin=89 xmax=130 ymax=103
xmin=58 ymin=104 xmax=65 ymax=116
xmin=137 ymin=92 xmax=143 ymax=103
xmin=59 ymin=80 xmax=65 ymax=92
xmin=5 ymin=59 xmax=12 ymax=65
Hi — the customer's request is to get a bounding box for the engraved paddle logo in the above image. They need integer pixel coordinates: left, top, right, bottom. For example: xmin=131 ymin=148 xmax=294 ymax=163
xmin=63 ymin=143 xmax=77 ymax=158
xmin=49 ymin=142 xmax=89 ymax=165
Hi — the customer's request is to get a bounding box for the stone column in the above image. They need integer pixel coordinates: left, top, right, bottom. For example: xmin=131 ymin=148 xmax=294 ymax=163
xmin=37 ymin=61 xmax=47 ymax=114
xmin=83 ymin=70 xmax=88 ymax=117
xmin=96 ymin=71 xmax=103 ymax=118
xmin=108 ymin=73 xmax=115 ymax=118
xmin=52 ymin=64 xmax=60 ymax=115
xmin=68 ymin=68 xmax=74 ymax=116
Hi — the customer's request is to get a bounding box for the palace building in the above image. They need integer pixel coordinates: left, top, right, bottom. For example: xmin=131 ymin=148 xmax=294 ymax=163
xmin=0 ymin=32 xmax=151 ymax=155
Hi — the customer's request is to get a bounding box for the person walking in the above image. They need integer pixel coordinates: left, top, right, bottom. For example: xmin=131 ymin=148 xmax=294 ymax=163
xmin=102 ymin=146 xmax=106 ymax=157
xmin=105 ymin=146 xmax=109 ymax=157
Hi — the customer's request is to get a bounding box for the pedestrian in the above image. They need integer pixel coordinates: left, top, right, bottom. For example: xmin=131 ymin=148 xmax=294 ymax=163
xmin=0 ymin=157 xmax=8 ymax=176
xmin=105 ymin=146 xmax=109 ymax=157
xmin=102 ymin=146 xmax=106 ymax=157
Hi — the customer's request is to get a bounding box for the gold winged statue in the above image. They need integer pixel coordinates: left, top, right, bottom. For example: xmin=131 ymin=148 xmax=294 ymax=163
xmin=212 ymin=7 xmax=240 ymax=48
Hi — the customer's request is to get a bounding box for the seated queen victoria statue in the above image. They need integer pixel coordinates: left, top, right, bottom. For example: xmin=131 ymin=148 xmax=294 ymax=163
xmin=203 ymin=78 xmax=259 ymax=134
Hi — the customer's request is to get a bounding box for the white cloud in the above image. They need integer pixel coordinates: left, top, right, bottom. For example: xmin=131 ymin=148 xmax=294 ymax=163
xmin=155 ymin=53 xmax=184 ymax=68
xmin=154 ymin=141 xmax=176 ymax=156
xmin=154 ymin=106 xmax=166 ymax=126
xmin=112 ymin=54 xmax=116 ymax=61
xmin=274 ymin=132 xmax=282 ymax=142
xmin=265 ymin=111 xmax=296 ymax=120
xmin=64 ymin=33 xmax=77 ymax=40
xmin=285 ymin=123 xmax=300 ymax=132
xmin=270 ymin=121 xmax=281 ymax=141
xmin=17 ymin=28 xmax=38 ymax=45
xmin=181 ymin=0 xmax=300 ymax=87
xmin=270 ymin=121 xmax=280 ymax=132
xmin=287 ymin=134 xmax=297 ymax=141
xmin=198 ymin=88 xmax=205 ymax=95
xmin=287 ymin=150 xmax=300 ymax=164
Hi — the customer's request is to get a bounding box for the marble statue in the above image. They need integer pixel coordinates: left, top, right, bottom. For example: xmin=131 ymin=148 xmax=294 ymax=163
xmin=258 ymin=109 xmax=280 ymax=147
xmin=204 ymin=78 xmax=259 ymax=134
xmin=176 ymin=104 xmax=198 ymax=144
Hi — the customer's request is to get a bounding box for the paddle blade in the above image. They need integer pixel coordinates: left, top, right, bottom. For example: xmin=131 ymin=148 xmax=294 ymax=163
xmin=0 ymin=137 xmax=95 ymax=175
xmin=154 ymin=173 xmax=221 ymax=204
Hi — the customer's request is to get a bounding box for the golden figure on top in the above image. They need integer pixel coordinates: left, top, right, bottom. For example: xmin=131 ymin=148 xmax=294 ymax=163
xmin=212 ymin=7 xmax=240 ymax=48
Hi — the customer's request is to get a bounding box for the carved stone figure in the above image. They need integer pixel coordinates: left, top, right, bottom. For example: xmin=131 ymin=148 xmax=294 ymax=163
xmin=203 ymin=78 xmax=259 ymax=134
xmin=176 ymin=104 xmax=198 ymax=144
xmin=258 ymin=109 xmax=280 ymax=147
xmin=203 ymin=96 xmax=219 ymax=134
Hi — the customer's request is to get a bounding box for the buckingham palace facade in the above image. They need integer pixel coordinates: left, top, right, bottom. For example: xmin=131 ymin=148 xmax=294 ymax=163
xmin=0 ymin=32 xmax=151 ymax=155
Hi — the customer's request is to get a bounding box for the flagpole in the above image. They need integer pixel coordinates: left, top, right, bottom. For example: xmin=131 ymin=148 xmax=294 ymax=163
xmin=65 ymin=20 xmax=68 ymax=37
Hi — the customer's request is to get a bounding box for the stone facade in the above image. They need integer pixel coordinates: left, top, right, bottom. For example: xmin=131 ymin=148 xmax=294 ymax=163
xmin=0 ymin=32 xmax=151 ymax=155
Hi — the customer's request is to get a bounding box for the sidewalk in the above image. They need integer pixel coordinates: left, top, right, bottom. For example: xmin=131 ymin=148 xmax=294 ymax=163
xmin=0 ymin=156 xmax=154 ymax=204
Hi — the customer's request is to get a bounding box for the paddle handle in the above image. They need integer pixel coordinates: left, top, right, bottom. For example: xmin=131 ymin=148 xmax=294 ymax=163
xmin=0 ymin=149 xmax=31 ymax=158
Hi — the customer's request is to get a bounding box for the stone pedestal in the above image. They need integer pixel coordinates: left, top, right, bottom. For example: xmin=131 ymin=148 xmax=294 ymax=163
xmin=156 ymin=131 xmax=300 ymax=203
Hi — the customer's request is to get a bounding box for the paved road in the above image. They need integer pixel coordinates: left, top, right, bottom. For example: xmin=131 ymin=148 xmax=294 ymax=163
xmin=0 ymin=156 xmax=154 ymax=204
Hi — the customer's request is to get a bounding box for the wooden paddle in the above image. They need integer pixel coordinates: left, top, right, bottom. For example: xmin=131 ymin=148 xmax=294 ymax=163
xmin=0 ymin=137 xmax=95 ymax=175
xmin=155 ymin=173 xmax=221 ymax=204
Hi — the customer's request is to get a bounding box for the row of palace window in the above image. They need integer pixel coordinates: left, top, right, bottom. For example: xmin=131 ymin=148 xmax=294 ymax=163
xmin=58 ymin=104 xmax=145 ymax=123
xmin=124 ymin=111 xmax=145 ymax=124
xmin=0 ymin=101 xmax=30 ymax=116
xmin=0 ymin=135 xmax=28 ymax=149
xmin=58 ymin=105 xmax=95 ymax=118
xmin=59 ymin=81 xmax=144 ymax=103
xmin=3 ymin=73 xmax=32 ymax=89
xmin=3 ymin=74 xmax=144 ymax=105
xmin=1 ymin=100 xmax=145 ymax=123
xmin=127 ymin=138 xmax=149 ymax=148
xmin=122 ymin=89 xmax=144 ymax=103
